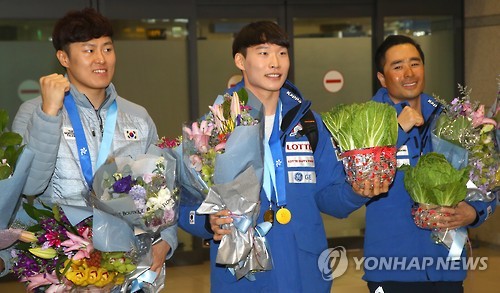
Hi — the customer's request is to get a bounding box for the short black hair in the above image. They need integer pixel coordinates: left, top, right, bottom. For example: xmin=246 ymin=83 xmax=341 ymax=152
xmin=375 ymin=35 xmax=425 ymax=73
xmin=52 ymin=8 xmax=113 ymax=53
xmin=232 ymin=21 xmax=289 ymax=58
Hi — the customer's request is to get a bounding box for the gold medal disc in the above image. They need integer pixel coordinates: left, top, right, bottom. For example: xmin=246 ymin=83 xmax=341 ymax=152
xmin=276 ymin=207 xmax=292 ymax=225
xmin=264 ymin=209 xmax=274 ymax=223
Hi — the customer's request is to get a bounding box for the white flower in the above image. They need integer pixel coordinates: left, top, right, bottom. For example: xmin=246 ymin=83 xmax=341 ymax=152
xmin=146 ymin=187 xmax=173 ymax=211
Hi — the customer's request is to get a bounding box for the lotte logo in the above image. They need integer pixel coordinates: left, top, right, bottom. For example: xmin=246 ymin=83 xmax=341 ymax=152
xmin=317 ymin=246 xmax=348 ymax=281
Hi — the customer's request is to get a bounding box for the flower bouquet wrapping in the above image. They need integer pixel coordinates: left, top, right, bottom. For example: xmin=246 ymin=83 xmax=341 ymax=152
xmin=432 ymin=84 xmax=499 ymax=196
xmin=90 ymin=147 xmax=179 ymax=235
xmin=89 ymin=145 xmax=179 ymax=292
xmin=180 ymin=88 xmax=262 ymax=204
xmin=321 ymin=101 xmax=398 ymax=188
xmin=401 ymin=152 xmax=470 ymax=257
xmin=197 ymin=166 xmax=272 ymax=280
xmin=183 ymin=88 xmax=271 ymax=279
xmin=0 ymin=108 xmax=36 ymax=247
xmin=10 ymin=203 xmax=141 ymax=292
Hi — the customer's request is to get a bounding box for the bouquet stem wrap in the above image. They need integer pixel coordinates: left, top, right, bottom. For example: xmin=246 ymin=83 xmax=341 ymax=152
xmin=196 ymin=166 xmax=272 ymax=279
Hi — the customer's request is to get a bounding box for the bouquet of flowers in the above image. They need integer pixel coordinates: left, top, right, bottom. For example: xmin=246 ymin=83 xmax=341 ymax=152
xmin=88 ymin=140 xmax=179 ymax=292
xmin=181 ymin=88 xmax=261 ymax=204
xmin=0 ymin=108 xmax=35 ymax=246
xmin=182 ymin=88 xmax=272 ymax=279
xmin=91 ymin=149 xmax=179 ymax=235
xmin=321 ymin=101 xmax=398 ymax=188
xmin=11 ymin=203 xmax=139 ymax=292
xmin=432 ymin=84 xmax=499 ymax=194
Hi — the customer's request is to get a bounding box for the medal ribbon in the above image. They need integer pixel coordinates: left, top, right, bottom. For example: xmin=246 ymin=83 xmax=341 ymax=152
xmin=447 ymin=226 xmax=467 ymax=261
xmin=64 ymin=93 xmax=117 ymax=188
xmin=263 ymin=101 xmax=286 ymax=207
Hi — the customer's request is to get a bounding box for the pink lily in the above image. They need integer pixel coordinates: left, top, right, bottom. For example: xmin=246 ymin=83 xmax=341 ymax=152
xmin=183 ymin=121 xmax=213 ymax=153
xmin=45 ymin=283 xmax=72 ymax=293
xmin=472 ymin=105 xmax=497 ymax=128
xmin=230 ymin=92 xmax=241 ymax=121
xmin=209 ymin=103 xmax=225 ymax=131
xmin=214 ymin=141 xmax=226 ymax=152
xmin=60 ymin=228 xmax=93 ymax=260
xmin=22 ymin=271 xmax=60 ymax=292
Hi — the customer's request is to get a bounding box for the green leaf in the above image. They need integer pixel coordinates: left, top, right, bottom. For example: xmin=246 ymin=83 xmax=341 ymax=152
xmin=402 ymin=152 xmax=470 ymax=205
xmin=0 ymin=108 xmax=25 ymax=174
xmin=0 ymin=109 xmax=8 ymax=132
xmin=321 ymin=101 xmax=397 ymax=151
xmin=0 ymin=132 xmax=23 ymax=147
xmin=0 ymin=165 xmax=12 ymax=180
xmin=3 ymin=145 xmax=25 ymax=169
xmin=237 ymin=88 xmax=248 ymax=105
xmin=22 ymin=202 xmax=55 ymax=222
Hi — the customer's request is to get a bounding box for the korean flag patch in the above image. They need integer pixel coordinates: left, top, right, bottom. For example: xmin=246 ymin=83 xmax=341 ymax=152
xmin=124 ymin=129 xmax=139 ymax=140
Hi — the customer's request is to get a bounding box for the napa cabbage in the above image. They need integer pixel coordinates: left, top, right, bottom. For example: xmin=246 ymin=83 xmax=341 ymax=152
xmin=321 ymin=101 xmax=398 ymax=151
xmin=401 ymin=152 xmax=470 ymax=206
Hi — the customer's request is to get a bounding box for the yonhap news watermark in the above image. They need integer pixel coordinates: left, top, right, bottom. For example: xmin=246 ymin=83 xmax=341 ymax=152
xmin=318 ymin=246 xmax=489 ymax=281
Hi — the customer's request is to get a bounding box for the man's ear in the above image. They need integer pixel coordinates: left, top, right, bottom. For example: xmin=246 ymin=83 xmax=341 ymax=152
xmin=56 ymin=50 xmax=69 ymax=68
xmin=377 ymin=72 xmax=386 ymax=88
xmin=234 ymin=53 xmax=245 ymax=71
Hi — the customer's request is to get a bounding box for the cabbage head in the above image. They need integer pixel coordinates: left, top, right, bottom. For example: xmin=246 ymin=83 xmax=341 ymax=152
xmin=401 ymin=152 xmax=470 ymax=206
xmin=321 ymin=101 xmax=398 ymax=151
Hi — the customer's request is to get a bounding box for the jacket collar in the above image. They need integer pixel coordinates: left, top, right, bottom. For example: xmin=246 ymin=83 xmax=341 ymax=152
xmin=372 ymin=87 xmax=441 ymax=121
xmin=228 ymin=79 xmax=311 ymax=118
xmin=68 ymin=82 xmax=117 ymax=111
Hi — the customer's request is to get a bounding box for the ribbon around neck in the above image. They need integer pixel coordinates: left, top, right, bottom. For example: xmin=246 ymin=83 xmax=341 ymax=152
xmin=63 ymin=93 xmax=117 ymax=189
xmin=263 ymin=101 xmax=286 ymax=207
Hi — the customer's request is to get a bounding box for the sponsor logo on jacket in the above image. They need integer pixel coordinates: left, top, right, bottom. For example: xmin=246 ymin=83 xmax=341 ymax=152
xmin=286 ymin=155 xmax=315 ymax=168
xmin=285 ymin=141 xmax=313 ymax=153
xmin=288 ymin=171 xmax=316 ymax=183
xmin=63 ymin=127 xmax=75 ymax=140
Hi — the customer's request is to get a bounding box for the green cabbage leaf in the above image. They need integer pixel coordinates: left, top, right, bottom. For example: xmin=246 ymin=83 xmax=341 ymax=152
xmin=321 ymin=101 xmax=398 ymax=151
xmin=401 ymin=152 xmax=470 ymax=206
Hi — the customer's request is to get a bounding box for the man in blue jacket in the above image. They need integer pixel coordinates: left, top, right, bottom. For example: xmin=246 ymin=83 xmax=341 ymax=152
xmin=343 ymin=35 xmax=496 ymax=293
xmin=178 ymin=21 xmax=387 ymax=292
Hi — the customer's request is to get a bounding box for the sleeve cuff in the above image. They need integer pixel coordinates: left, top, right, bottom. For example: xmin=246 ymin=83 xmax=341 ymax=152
xmin=160 ymin=224 xmax=178 ymax=260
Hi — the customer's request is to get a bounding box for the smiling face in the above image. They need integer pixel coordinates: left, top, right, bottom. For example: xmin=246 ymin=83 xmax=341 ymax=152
xmin=57 ymin=36 xmax=115 ymax=101
xmin=234 ymin=43 xmax=289 ymax=102
xmin=377 ymin=43 xmax=425 ymax=104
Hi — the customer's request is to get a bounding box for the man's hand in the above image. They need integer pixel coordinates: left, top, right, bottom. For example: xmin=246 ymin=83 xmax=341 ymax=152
xmin=40 ymin=73 xmax=70 ymax=116
xmin=352 ymin=179 xmax=390 ymax=198
xmin=151 ymin=240 xmax=170 ymax=277
xmin=398 ymin=106 xmax=424 ymax=132
xmin=436 ymin=201 xmax=478 ymax=230
xmin=209 ymin=210 xmax=233 ymax=241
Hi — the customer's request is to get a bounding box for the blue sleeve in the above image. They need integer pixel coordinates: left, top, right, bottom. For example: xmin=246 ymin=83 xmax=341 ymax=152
xmin=313 ymin=114 xmax=369 ymax=218
xmin=467 ymin=193 xmax=497 ymax=228
xmin=396 ymin=125 xmax=410 ymax=149
xmin=178 ymin=201 xmax=213 ymax=239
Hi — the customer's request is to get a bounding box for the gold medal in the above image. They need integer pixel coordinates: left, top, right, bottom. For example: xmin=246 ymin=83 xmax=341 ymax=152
xmin=264 ymin=209 xmax=274 ymax=223
xmin=276 ymin=207 xmax=291 ymax=225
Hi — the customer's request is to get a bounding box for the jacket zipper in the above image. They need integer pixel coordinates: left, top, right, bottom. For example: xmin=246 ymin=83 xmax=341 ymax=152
xmin=85 ymin=95 xmax=106 ymax=137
